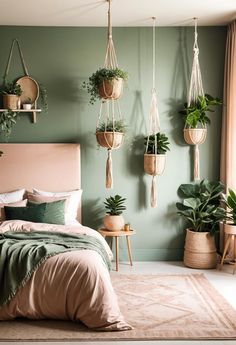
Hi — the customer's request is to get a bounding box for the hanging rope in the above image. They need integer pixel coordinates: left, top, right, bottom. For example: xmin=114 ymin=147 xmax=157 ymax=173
xmin=96 ymin=0 xmax=124 ymax=189
xmin=187 ymin=18 xmax=205 ymax=181
xmin=144 ymin=17 xmax=162 ymax=208
xmin=188 ymin=18 xmax=204 ymax=107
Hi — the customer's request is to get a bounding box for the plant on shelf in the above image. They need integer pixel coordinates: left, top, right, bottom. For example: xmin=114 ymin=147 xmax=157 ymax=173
xmin=0 ymin=109 xmax=19 ymax=140
xmin=103 ymin=194 xmax=126 ymax=231
xmin=1 ymin=81 xmax=23 ymax=110
xmin=83 ymin=67 xmax=128 ymax=105
xmin=96 ymin=119 xmax=126 ymax=149
xmin=179 ymin=94 xmax=222 ymax=129
xmin=23 ymin=97 xmax=32 ymax=110
xmin=144 ymin=132 xmax=170 ymax=176
xmin=176 ymin=179 xmax=225 ymax=269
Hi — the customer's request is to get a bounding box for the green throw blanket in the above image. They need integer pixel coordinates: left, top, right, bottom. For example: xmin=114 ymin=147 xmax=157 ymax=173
xmin=0 ymin=230 xmax=111 ymax=307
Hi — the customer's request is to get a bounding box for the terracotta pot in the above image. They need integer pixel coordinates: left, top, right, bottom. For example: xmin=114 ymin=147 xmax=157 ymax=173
xmin=144 ymin=154 xmax=166 ymax=176
xmin=3 ymin=94 xmax=20 ymax=110
xmin=96 ymin=132 xmax=124 ymax=149
xmin=183 ymin=229 xmax=217 ymax=269
xmin=183 ymin=128 xmax=207 ymax=145
xmin=98 ymin=78 xmax=123 ymax=100
xmin=103 ymin=214 xmax=125 ymax=231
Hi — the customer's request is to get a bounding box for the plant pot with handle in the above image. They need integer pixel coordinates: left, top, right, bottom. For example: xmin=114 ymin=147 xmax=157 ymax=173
xmin=103 ymin=194 xmax=126 ymax=232
xmin=96 ymin=119 xmax=125 ymax=150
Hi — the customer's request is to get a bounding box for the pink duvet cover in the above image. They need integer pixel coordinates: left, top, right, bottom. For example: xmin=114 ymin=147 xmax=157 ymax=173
xmin=0 ymin=220 xmax=132 ymax=331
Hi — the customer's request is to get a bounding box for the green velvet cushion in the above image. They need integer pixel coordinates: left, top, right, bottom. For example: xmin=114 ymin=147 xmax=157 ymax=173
xmin=4 ymin=199 xmax=66 ymax=225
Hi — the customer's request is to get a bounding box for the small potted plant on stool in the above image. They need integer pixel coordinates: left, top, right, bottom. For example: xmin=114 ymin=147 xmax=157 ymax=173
xmin=103 ymin=194 xmax=126 ymax=231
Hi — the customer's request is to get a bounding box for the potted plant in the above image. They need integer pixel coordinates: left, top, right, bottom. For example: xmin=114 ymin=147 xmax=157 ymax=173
xmin=83 ymin=67 xmax=128 ymax=104
xmin=96 ymin=119 xmax=125 ymax=149
xmin=103 ymin=194 xmax=126 ymax=231
xmin=22 ymin=97 xmax=32 ymax=110
xmin=144 ymin=132 xmax=170 ymax=176
xmin=176 ymin=179 xmax=225 ymax=269
xmin=222 ymin=189 xmax=236 ymax=235
xmin=1 ymin=81 xmax=23 ymax=110
xmin=179 ymin=94 xmax=222 ymax=145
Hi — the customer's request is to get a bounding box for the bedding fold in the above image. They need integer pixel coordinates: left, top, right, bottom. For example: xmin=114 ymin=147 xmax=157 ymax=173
xmin=0 ymin=230 xmax=111 ymax=306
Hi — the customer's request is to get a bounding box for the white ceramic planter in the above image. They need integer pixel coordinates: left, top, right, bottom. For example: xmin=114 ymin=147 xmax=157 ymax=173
xmin=23 ymin=103 xmax=32 ymax=110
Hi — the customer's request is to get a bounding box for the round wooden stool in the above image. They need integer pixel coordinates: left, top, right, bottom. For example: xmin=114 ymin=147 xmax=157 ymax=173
xmin=220 ymin=223 xmax=236 ymax=274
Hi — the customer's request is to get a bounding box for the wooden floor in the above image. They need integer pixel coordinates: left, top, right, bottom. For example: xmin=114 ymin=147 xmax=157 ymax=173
xmin=2 ymin=261 xmax=236 ymax=345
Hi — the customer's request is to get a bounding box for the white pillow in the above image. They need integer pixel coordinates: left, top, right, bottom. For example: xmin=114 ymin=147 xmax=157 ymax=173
xmin=0 ymin=189 xmax=25 ymax=203
xmin=32 ymin=188 xmax=82 ymax=225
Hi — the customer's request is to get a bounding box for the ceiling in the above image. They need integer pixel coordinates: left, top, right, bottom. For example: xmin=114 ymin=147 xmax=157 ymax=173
xmin=0 ymin=0 xmax=235 ymax=27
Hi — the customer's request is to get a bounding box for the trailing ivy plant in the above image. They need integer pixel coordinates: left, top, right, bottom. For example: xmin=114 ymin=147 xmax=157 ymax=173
xmin=104 ymin=194 xmax=126 ymax=216
xmin=96 ymin=119 xmax=126 ymax=133
xmin=83 ymin=67 xmax=128 ymax=104
xmin=144 ymin=132 xmax=170 ymax=154
xmin=179 ymin=94 xmax=222 ymax=128
xmin=0 ymin=110 xmax=19 ymax=140
xmin=38 ymin=83 xmax=48 ymax=113
xmin=176 ymin=179 xmax=225 ymax=235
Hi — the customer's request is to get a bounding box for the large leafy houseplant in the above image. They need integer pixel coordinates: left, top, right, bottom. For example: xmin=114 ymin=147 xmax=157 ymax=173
xmin=222 ymin=189 xmax=236 ymax=225
xmin=179 ymin=94 xmax=222 ymax=128
xmin=83 ymin=67 xmax=128 ymax=104
xmin=103 ymin=194 xmax=126 ymax=231
xmin=176 ymin=179 xmax=225 ymax=235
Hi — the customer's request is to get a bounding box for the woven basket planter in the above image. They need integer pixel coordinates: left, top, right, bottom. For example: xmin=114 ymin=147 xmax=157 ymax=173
xmin=3 ymin=94 xmax=20 ymax=110
xmin=144 ymin=154 xmax=166 ymax=176
xmin=98 ymin=78 xmax=123 ymax=100
xmin=183 ymin=128 xmax=207 ymax=145
xmin=183 ymin=229 xmax=217 ymax=269
xmin=96 ymin=131 xmax=124 ymax=149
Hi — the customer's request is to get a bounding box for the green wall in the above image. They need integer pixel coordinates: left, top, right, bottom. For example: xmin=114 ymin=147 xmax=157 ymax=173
xmin=0 ymin=26 xmax=226 ymax=260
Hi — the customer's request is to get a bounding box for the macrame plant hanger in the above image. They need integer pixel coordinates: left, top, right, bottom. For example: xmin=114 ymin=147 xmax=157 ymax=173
xmin=96 ymin=0 xmax=124 ymax=189
xmin=144 ymin=17 xmax=165 ymax=208
xmin=183 ymin=18 xmax=206 ymax=181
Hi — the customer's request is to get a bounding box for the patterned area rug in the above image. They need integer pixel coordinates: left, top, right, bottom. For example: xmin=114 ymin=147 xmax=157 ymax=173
xmin=0 ymin=273 xmax=236 ymax=341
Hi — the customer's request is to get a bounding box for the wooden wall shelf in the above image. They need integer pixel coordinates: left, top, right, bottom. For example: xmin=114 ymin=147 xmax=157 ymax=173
xmin=0 ymin=109 xmax=42 ymax=123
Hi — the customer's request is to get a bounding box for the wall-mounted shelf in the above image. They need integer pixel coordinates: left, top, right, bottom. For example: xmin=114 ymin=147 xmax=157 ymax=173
xmin=0 ymin=109 xmax=41 ymax=123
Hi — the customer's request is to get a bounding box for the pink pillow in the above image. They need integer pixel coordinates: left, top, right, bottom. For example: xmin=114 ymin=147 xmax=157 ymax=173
xmin=0 ymin=199 xmax=27 ymax=221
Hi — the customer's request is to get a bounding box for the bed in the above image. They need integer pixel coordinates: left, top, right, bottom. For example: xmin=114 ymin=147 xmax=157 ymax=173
xmin=0 ymin=144 xmax=131 ymax=331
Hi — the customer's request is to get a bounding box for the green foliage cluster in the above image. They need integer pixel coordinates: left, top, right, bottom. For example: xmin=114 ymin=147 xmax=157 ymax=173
xmin=0 ymin=110 xmax=19 ymax=139
xmin=144 ymin=132 xmax=170 ymax=154
xmin=96 ymin=119 xmax=126 ymax=133
xmin=83 ymin=67 xmax=128 ymax=104
xmin=222 ymin=189 xmax=236 ymax=224
xmin=1 ymin=81 xmax=22 ymax=96
xmin=179 ymin=94 xmax=222 ymax=128
xmin=176 ymin=179 xmax=225 ymax=235
xmin=104 ymin=194 xmax=126 ymax=216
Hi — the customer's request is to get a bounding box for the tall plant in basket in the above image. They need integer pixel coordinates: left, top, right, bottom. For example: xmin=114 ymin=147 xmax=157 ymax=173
xmin=176 ymin=179 xmax=225 ymax=269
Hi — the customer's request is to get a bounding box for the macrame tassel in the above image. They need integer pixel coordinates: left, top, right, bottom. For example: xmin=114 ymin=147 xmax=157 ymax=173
xmin=151 ymin=175 xmax=157 ymax=208
xmin=194 ymin=144 xmax=200 ymax=181
xmin=106 ymin=149 xmax=113 ymax=189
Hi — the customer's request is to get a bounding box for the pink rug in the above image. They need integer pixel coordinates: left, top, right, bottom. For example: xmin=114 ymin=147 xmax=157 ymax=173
xmin=0 ymin=273 xmax=236 ymax=340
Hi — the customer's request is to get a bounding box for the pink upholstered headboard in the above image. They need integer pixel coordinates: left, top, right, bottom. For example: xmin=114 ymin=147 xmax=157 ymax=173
xmin=0 ymin=143 xmax=81 ymax=222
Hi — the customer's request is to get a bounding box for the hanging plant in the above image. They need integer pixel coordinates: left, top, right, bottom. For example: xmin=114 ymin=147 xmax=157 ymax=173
xmin=96 ymin=120 xmax=125 ymax=149
xmin=83 ymin=68 xmax=128 ymax=105
xmin=180 ymin=18 xmax=222 ymax=181
xmin=0 ymin=109 xmax=19 ymax=140
xmin=144 ymin=132 xmax=170 ymax=176
xmin=180 ymin=93 xmax=222 ymax=145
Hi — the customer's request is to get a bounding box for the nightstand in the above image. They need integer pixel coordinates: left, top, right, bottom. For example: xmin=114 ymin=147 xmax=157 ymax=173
xmin=98 ymin=228 xmax=136 ymax=271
